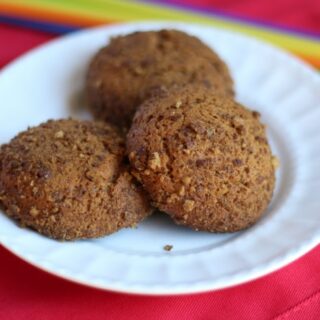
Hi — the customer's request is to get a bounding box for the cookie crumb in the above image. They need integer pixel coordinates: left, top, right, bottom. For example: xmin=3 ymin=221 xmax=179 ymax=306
xmin=32 ymin=187 xmax=39 ymax=195
xmin=148 ymin=152 xmax=161 ymax=170
xmin=175 ymin=100 xmax=182 ymax=108
xmin=30 ymin=207 xmax=39 ymax=217
xmin=133 ymin=66 xmax=144 ymax=75
xmin=178 ymin=185 xmax=185 ymax=196
xmin=9 ymin=204 xmax=20 ymax=214
xmin=55 ymin=131 xmax=65 ymax=139
xmin=183 ymin=176 xmax=192 ymax=185
xmin=52 ymin=207 xmax=59 ymax=213
xmin=167 ymin=193 xmax=179 ymax=204
xmin=129 ymin=151 xmax=136 ymax=160
xmin=183 ymin=199 xmax=195 ymax=212
xmin=252 ymin=111 xmax=261 ymax=118
xmin=163 ymin=244 xmax=173 ymax=251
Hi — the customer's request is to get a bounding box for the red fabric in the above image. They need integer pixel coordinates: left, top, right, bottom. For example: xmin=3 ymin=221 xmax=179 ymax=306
xmin=1 ymin=20 xmax=320 ymax=320
xmin=167 ymin=0 xmax=320 ymax=34
xmin=0 ymin=24 xmax=55 ymax=67
xmin=1 ymin=243 xmax=320 ymax=320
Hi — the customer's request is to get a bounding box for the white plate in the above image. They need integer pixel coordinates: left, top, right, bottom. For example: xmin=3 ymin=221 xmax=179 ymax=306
xmin=0 ymin=22 xmax=320 ymax=295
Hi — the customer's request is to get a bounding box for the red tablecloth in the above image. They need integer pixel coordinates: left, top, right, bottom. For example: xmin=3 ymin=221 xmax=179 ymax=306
xmin=1 ymin=15 xmax=320 ymax=320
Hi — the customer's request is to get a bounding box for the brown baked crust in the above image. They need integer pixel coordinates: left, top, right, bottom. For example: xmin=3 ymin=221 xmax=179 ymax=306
xmin=86 ymin=29 xmax=234 ymax=127
xmin=0 ymin=119 xmax=151 ymax=240
xmin=127 ymin=86 xmax=275 ymax=232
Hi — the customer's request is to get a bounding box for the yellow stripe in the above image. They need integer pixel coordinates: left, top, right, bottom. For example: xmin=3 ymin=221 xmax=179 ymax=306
xmin=1 ymin=0 xmax=320 ymax=58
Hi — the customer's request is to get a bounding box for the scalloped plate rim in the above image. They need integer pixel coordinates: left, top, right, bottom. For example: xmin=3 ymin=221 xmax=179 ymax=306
xmin=0 ymin=21 xmax=320 ymax=295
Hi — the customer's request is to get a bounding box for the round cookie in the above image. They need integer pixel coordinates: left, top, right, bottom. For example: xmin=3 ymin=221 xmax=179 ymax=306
xmin=127 ymin=86 xmax=276 ymax=232
xmin=86 ymin=29 xmax=234 ymax=127
xmin=0 ymin=119 xmax=151 ymax=240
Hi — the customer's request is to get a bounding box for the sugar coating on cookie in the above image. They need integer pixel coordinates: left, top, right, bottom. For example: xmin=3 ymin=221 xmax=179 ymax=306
xmin=127 ymin=86 xmax=276 ymax=232
xmin=0 ymin=119 xmax=151 ymax=240
xmin=86 ymin=29 xmax=234 ymax=127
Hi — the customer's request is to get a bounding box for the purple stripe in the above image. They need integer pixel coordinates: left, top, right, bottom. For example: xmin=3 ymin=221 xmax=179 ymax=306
xmin=144 ymin=0 xmax=320 ymax=41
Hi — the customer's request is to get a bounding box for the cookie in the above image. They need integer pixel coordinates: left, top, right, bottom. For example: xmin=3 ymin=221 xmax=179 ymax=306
xmin=86 ymin=29 xmax=234 ymax=127
xmin=0 ymin=119 xmax=151 ymax=240
xmin=127 ymin=86 xmax=276 ymax=232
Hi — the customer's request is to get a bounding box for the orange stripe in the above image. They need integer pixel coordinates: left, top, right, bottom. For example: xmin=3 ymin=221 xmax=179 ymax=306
xmin=0 ymin=3 xmax=119 ymax=27
xmin=292 ymin=52 xmax=320 ymax=69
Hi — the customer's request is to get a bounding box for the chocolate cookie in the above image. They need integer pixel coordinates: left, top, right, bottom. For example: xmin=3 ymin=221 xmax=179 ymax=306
xmin=0 ymin=119 xmax=151 ymax=240
xmin=127 ymin=86 xmax=276 ymax=232
xmin=86 ymin=29 xmax=234 ymax=127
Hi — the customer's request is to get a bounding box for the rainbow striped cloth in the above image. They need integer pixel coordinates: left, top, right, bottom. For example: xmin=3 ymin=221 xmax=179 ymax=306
xmin=0 ymin=0 xmax=319 ymax=70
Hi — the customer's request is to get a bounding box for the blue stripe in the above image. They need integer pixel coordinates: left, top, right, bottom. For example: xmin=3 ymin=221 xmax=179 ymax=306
xmin=0 ymin=15 xmax=80 ymax=34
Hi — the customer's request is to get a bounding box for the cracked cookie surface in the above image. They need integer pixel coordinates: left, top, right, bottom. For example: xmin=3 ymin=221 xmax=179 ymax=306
xmin=86 ymin=29 xmax=234 ymax=127
xmin=127 ymin=86 xmax=276 ymax=232
xmin=0 ymin=119 xmax=151 ymax=240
